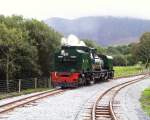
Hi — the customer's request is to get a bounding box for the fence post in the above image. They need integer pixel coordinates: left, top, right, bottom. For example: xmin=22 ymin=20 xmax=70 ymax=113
xmin=49 ymin=74 xmax=52 ymax=88
xmin=48 ymin=77 xmax=51 ymax=88
xmin=34 ymin=78 xmax=37 ymax=89
xmin=18 ymin=79 xmax=21 ymax=93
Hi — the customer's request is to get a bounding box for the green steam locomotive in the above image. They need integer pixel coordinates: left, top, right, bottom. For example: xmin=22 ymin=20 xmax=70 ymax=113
xmin=51 ymin=45 xmax=114 ymax=88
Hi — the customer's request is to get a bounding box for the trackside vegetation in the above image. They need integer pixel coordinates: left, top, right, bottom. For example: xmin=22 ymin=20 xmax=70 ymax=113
xmin=0 ymin=88 xmax=51 ymax=100
xmin=140 ymin=87 xmax=150 ymax=116
xmin=114 ymin=66 xmax=146 ymax=78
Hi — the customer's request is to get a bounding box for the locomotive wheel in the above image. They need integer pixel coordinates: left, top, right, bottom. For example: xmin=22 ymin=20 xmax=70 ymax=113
xmin=78 ymin=77 xmax=85 ymax=87
xmin=90 ymin=76 xmax=95 ymax=84
xmin=82 ymin=77 xmax=86 ymax=86
xmin=104 ymin=72 xmax=109 ymax=81
xmin=85 ymin=78 xmax=91 ymax=86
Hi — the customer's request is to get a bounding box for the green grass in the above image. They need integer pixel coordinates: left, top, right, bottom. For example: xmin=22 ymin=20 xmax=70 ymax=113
xmin=140 ymin=87 xmax=150 ymax=116
xmin=0 ymin=88 xmax=51 ymax=100
xmin=114 ymin=65 xmax=145 ymax=78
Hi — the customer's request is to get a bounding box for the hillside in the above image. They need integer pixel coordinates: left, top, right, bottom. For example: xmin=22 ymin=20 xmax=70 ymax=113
xmin=44 ymin=16 xmax=150 ymax=46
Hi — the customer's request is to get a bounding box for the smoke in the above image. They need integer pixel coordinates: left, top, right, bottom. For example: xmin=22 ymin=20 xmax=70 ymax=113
xmin=61 ymin=34 xmax=86 ymax=46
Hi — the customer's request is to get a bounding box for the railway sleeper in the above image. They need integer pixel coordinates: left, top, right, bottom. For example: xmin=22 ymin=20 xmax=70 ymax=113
xmin=96 ymin=112 xmax=110 ymax=115
xmin=96 ymin=109 xmax=110 ymax=112
xmin=97 ymin=105 xmax=109 ymax=109
xmin=96 ymin=114 xmax=111 ymax=117
xmin=96 ymin=118 xmax=111 ymax=120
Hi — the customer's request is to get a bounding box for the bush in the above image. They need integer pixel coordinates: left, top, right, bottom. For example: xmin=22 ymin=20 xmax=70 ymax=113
xmin=113 ymin=55 xmax=126 ymax=66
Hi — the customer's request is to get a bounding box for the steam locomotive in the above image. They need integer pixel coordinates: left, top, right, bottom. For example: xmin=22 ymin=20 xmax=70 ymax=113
xmin=51 ymin=45 xmax=114 ymax=88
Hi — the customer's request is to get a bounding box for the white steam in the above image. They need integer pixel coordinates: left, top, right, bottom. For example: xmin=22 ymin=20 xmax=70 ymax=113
xmin=61 ymin=34 xmax=86 ymax=46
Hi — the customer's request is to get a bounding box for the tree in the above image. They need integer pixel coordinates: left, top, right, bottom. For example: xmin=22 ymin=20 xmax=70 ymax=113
xmin=83 ymin=39 xmax=97 ymax=48
xmin=0 ymin=23 xmax=39 ymax=91
xmin=106 ymin=46 xmax=120 ymax=55
xmin=83 ymin=39 xmax=105 ymax=54
xmin=113 ymin=55 xmax=126 ymax=66
xmin=25 ymin=19 xmax=62 ymax=76
xmin=0 ymin=15 xmax=62 ymax=81
xmin=132 ymin=32 xmax=150 ymax=68
xmin=126 ymin=54 xmax=136 ymax=66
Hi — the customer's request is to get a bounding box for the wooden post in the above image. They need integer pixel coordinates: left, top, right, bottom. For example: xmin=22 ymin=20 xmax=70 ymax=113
xmin=34 ymin=78 xmax=37 ymax=89
xmin=49 ymin=74 xmax=52 ymax=88
xmin=6 ymin=55 xmax=9 ymax=92
xmin=18 ymin=79 xmax=21 ymax=93
xmin=48 ymin=77 xmax=51 ymax=88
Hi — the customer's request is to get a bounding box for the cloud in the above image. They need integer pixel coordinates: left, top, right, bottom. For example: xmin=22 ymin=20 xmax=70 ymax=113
xmin=0 ymin=0 xmax=150 ymax=20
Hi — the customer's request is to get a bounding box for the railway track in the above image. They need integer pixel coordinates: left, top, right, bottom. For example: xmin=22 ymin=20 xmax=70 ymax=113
xmin=0 ymin=74 xmax=149 ymax=118
xmin=0 ymin=89 xmax=64 ymax=114
xmin=83 ymin=74 xmax=149 ymax=120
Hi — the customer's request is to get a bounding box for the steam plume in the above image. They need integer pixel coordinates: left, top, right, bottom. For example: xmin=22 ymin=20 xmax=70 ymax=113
xmin=61 ymin=34 xmax=86 ymax=46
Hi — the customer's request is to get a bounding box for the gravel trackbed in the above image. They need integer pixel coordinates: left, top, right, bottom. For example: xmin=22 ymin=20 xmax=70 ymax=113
xmin=0 ymin=75 xmax=149 ymax=120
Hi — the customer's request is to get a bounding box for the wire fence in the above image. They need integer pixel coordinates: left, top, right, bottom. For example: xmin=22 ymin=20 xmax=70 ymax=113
xmin=0 ymin=68 xmax=149 ymax=93
xmin=0 ymin=77 xmax=51 ymax=93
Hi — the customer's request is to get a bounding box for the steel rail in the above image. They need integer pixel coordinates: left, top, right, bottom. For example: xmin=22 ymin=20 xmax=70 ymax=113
xmin=109 ymin=74 xmax=149 ymax=120
xmin=91 ymin=74 xmax=149 ymax=120
xmin=0 ymin=89 xmax=64 ymax=114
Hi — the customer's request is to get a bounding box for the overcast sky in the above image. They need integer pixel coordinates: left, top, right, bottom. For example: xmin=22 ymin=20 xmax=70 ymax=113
xmin=0 ymin=0 xmax=150 ymax=20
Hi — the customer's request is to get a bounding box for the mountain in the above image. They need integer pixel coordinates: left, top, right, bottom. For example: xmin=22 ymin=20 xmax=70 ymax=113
xmin=44 ymin=16 xmax=150 ymax=46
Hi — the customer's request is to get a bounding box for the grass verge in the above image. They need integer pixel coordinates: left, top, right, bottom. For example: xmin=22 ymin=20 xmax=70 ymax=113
xmin=0 ymin=88 xmax=51 ymax=100
xmin=140 ymin=87 xmax=150 ymax=116
xmin=114 ymin=65 xmax=145 ymax=78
